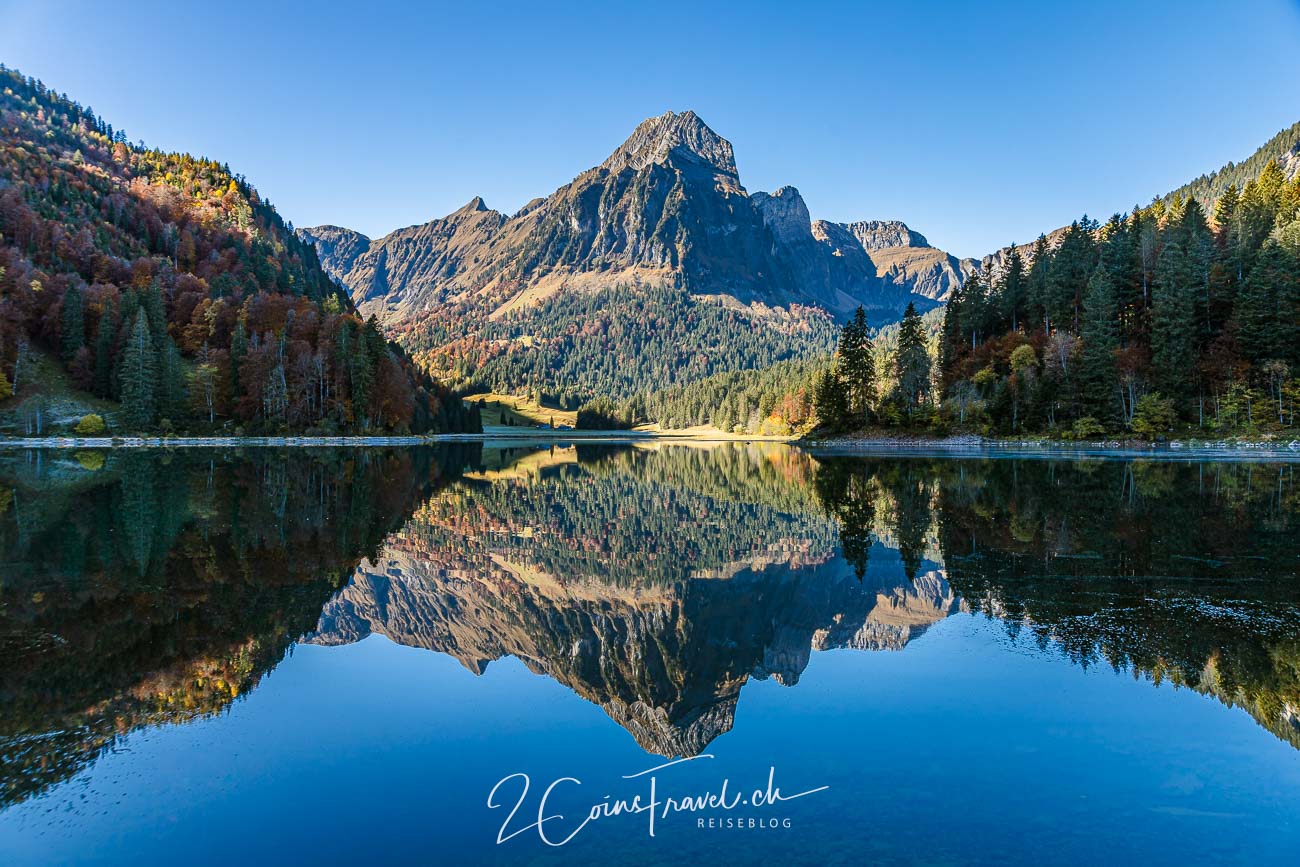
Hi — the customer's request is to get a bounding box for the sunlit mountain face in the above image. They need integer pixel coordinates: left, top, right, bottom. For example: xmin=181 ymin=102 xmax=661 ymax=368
xmin=2 ymin=444 xmax=1298 ymax=833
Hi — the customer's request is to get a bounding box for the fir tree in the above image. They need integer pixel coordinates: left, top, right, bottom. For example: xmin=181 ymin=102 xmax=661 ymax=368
xmin=838 ymin=307 xmax=875 ymax=426
xmin=1077 ymin=266 xmax=1120 ymax=423
xmin=894 ymin=302 xmax=932 ymax=419
xmin=999 ymin=248 xmax=1026 ymax=332
xmin=1026 ymin=234 xmax=1051 ymax=331
xmin=93 ymin=306 xmax=115 ymax=398
xmin=157 ymin=334 xmax=188 ymax=423
xmin=1236 ymin=238 xmax=1296 ymax=363
xmin=119 ymin=311 xmax=157 ymax=430
xmin=1151 ymin=240 xmax=1198 ymax=405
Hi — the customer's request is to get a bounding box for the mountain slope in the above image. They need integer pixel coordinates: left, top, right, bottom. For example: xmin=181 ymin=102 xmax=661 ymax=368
xmin=980 ymin=118 xmax=1300 ymax=272
xmin=0 ymin=66 xmax=477 ymax=434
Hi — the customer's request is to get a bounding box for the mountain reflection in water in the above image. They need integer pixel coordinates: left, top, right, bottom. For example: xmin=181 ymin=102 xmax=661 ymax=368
xmin=1 ymin=443 xmax=1298 ymax=811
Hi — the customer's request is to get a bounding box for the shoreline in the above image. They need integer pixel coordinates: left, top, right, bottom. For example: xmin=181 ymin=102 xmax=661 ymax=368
xmin=801 ymin=433 xmax=1300 ymax=460
xmin=2 ymin=431 xmax=1298 ymax=459
xmin=0 ymin=430 xmax=795 ymax=449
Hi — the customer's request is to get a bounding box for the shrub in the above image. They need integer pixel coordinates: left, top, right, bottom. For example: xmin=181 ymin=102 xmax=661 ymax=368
xmin=1131 ymin=394 xmax=1178 ymax=439
xmin=74 ymin=414 xmax=106 ymax=435
xmin=1069 ymin=416 xmax=1106 ymax=440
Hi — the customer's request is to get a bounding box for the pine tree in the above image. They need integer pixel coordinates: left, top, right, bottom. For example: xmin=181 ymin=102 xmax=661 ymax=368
xmin=119 ymin=311 xmax=157 ymax=430
xmin=60 ymin=285 xmax=85 ymax=364
xmin=894 ymin=302 xmax=932 ymax=419
xmin=1077 ymin=266 xmax=1120 ymax=423
xmin=838 ymin=306 xmax=875 ymax=426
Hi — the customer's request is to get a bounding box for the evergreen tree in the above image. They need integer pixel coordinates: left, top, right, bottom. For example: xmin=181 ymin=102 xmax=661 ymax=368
xmin=157 ymin=334 xmax=188 ymax=423
xmin=1046 ymin=219 xmax=1097 ymax=332
xmin=60 ymin=284 xmax=85 ymax=364
xmin=1151 ymin=239 xmax=1198 ymax=406
xmin=1236 ymin=238 xmax=1297 ymax=363
xmin=999 ymin=248 xmax=1026 ymax=332
xmin=1025 ymin=234 xmax=1051 ymax=331
xmin=119 ymin=311 xmax=157 ymax=430
xmin=93 ymin=306 xmax=115 ymax=398
xmin=140 ymin=282 xmax=167 ymax=343
xmin=894 ymin=302 xmax=932 ymax=419
xmin=939 ymin=283 xmax=965 ymax=394
xmin=838 ymin=306 xmax=875 ymax=425
xmin=1077 ymin=266 xmax=1120 ymax=423
xmin=813 ymin=366 xmax=849 ymax=431
xmin=958 ymin=272 xmax=990 ymax=348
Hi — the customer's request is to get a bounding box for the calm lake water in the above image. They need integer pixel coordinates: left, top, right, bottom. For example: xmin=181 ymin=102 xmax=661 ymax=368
xmin=1 ymin=443 xmax=1298 ymax=865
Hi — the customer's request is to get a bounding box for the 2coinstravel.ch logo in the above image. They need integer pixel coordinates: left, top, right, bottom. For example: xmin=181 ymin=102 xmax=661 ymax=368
xmin=487 ymin=755 xmax=827 ymax=847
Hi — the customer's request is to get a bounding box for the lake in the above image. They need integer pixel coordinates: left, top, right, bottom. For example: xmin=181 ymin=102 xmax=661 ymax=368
xmin=1 ymin=443 xmax=1298 ymax=865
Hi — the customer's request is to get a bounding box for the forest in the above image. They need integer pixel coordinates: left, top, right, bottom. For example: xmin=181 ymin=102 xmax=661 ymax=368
xmin=401 ymin=283 xmax=838 ymax=410
xmin=0 ymin=66 xmax=478 ymax=435
xmin=932 ymin=163 xmax=1300 ymax=437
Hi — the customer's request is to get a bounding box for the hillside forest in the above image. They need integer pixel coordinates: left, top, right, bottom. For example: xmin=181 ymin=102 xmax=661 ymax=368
xmin=0 ymin=66 xmax=479 ymax=436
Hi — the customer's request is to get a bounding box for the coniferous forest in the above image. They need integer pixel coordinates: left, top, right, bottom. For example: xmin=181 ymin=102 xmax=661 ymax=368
xmin=932 ymin=169 xmax=1300 ymax=437
xmin=0 ymin=66 xmax=479 ymax=436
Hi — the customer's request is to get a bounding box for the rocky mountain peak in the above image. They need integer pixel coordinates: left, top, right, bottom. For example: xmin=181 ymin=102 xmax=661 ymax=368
xmin=601 ymin=110 xmax=739 ymax=185
xmin=447 ymin=195 xmax=494 ymax=219
xmin=752 ymin=186 xmax=813 ymax=247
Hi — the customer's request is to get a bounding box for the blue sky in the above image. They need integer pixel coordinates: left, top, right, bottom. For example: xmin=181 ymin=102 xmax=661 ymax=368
xmin=2 ymin=0 xmax=1299 ymax=257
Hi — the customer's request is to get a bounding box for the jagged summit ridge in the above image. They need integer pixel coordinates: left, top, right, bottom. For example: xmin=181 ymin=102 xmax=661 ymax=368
xmin=845 ymin=219 xmax=931 ymax=251
xmin=600 ymin=109 xmax=739 ymax=183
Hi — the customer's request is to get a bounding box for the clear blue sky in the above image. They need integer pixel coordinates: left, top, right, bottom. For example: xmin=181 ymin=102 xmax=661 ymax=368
xmin=3 ymin=0 xmax=1299 ymax=258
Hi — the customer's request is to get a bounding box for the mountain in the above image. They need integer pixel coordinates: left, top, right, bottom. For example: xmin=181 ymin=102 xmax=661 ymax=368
xmin=308 ymin=112 xmax=932 ymax=321
xmin=303 ymin=111 xmax=965 ymax=403
xmin=0 ymin=65 xmax=478 ymax=435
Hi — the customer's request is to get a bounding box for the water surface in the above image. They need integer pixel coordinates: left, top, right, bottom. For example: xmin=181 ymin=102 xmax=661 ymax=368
xmin=1 ymin=444 xmax=1298 ymax=864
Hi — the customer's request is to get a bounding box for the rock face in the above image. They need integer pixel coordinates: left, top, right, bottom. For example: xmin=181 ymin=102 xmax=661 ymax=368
xmin=303 ymin=111 xmax=938 ymax=324
xmin=842 ymin=219 xmax=931 ymax=252
xmin=806 ymin=217 xmax=975 ymax=303
xmin=296 ymin=225 xmax=370 ymax=277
